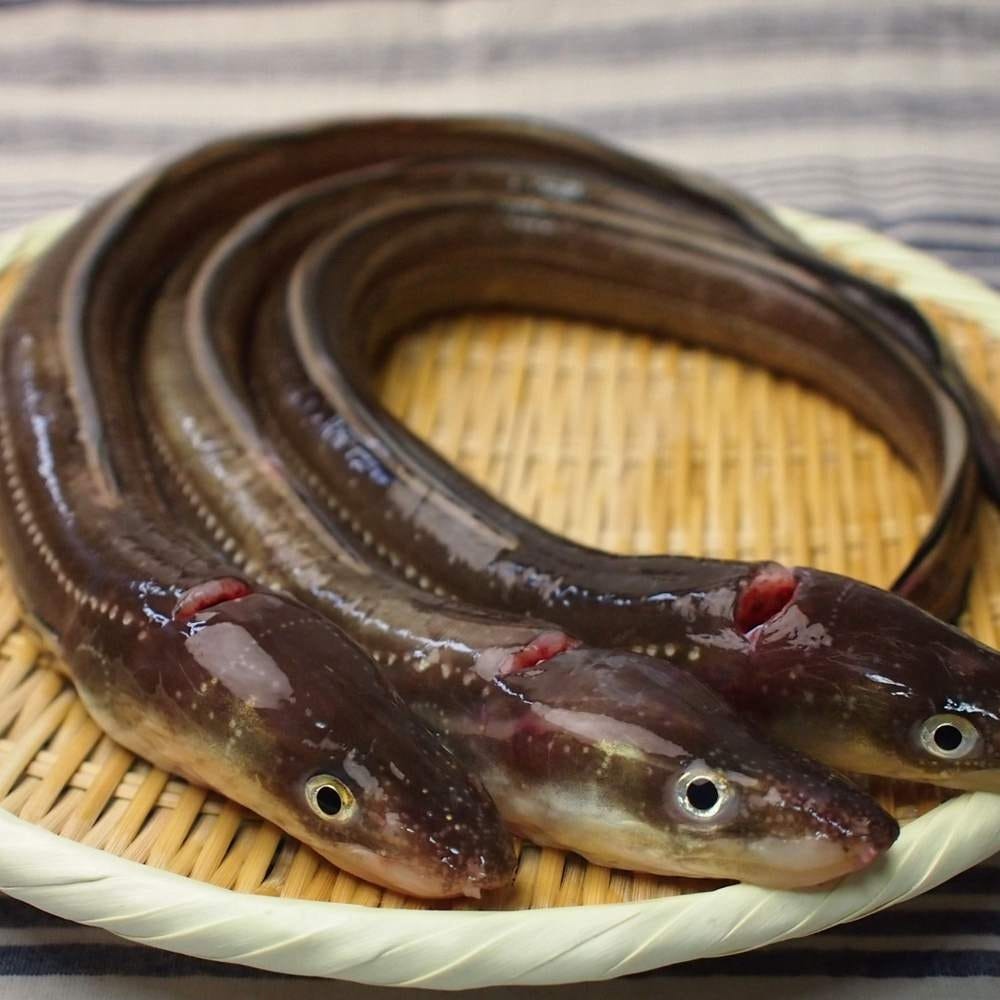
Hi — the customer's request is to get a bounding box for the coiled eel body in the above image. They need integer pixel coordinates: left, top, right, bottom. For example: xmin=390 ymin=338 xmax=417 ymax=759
xmin=137 ymin=232 xmax=899 ymax=889
xmin=3 ymin=116 xmax=998 ymax=890
xmin=0 ymin=118 xmax=910 ymax=889
xmin=159 ymin=125 xmax=1000 ymax=793
xmin=280 ymin=152 xmax=1000 ymax=626
xmin=0 ymin=155 xmax=520 ymax=901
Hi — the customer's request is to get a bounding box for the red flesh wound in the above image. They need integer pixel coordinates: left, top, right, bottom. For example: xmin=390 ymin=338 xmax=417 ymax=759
xmin=173 ymin=577 xmax=254 ymax=621
xmin=736 ymin=565 xmax=798 ymax=633
xmin=501 ymin=631 xmax=581 ymax=676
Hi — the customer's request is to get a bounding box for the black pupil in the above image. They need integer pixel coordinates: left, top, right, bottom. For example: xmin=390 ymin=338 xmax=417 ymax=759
xmin=933 ymin=724 xmax=964 ymax=752
xmin=315 ymin=784 xmax=343 ymax=816
xmin=686 ymin=778 xmax=720 ymax=812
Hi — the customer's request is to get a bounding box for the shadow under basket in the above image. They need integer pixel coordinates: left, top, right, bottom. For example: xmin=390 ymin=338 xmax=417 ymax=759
xmin=0 ymin=207 xmax=999 ymax=988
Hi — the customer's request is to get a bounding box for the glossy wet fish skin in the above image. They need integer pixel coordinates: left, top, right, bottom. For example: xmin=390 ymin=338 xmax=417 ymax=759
xmin=33 ymin=112 xmax=982 ymax=625
xmin=47 ymin=111 xmax=985 ymax=613
xmin=0 ymin=186 xmax=516 ymax=901
xmin=584 ymin=558 xmax=1000 ymax=793
xmin=22 ymin=116 xmax=995 ymax=625
xmin=207 ymin=154 xmax=966 ymax=629
xmin=279 ymin=159 xmax=989 ymax=625
xmin=70 ymin=583 xmax=511 ymax=897
xmin=8 ymin=114 xmax=990 ymax=888
xmin=171 ymin=592 xmax=517 ymax=897
xmin=266 ymin=185 xmax=1000 ymax=789
xmin=407 ymin=646 xmax=899 ymax=887
xmin=740 ymin=568 xmax=1000 ymax=792
xmin=132 ymin=202 xmax=902 ymax=888
xmin=146 ymin=414 xmax=903 ymax=888
xmin=154 ymin=138 xmax=1000 ymax=791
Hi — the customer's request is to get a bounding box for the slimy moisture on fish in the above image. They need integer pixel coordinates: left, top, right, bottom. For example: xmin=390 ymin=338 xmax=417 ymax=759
xmin=6 ymin=115 xmax=994 ymax=896
xmin=0 ymin=182 xmax=516 ymax=900
xmin=135 ymin=254 xmax=900 ymax=886
xmin=184 ymin=142 xmax=1000 ymax=793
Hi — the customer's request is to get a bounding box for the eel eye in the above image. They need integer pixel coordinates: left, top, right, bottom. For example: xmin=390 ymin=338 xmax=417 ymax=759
xmin=675 ymin=768 xmax=733 ymax=821
xmin=918 ymin=714 xmax=981 ymax=760
xmin=305 ymin=774 xmax=356 ymax=821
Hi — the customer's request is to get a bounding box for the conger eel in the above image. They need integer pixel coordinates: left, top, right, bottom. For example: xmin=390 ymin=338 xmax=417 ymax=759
xmin=3 ymin=117 xmax=998 ymax=894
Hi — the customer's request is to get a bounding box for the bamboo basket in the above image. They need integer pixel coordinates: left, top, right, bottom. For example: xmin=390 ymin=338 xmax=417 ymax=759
xmin=0 ymin=207 xmax=999 ymax=988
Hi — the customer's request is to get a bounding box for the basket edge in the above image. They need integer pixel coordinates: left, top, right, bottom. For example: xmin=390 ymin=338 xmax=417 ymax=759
xmin=2 ymin=792 xmax=1000 ymax=988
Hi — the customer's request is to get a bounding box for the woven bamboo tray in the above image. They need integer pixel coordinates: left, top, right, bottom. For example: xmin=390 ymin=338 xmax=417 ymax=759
xmin=1 ymin=207 xmax=1000 ymax=988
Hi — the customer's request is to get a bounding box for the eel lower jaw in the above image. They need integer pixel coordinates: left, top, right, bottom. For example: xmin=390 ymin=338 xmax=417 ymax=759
xmin=729 ymin=835 xmax=891 ymax=890
xmin=566 ymin=835 xmax=890 ymax=889
xmin=917 ymin=769 xmax=1000 ymax=793
xmin=819 ymin=751 xmax=1000 ymax=793
xmin=314 ymin=842 xmax=512 ymax=899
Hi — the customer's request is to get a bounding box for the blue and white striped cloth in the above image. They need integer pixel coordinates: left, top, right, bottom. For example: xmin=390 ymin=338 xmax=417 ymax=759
xmin=1 ymin=1 xmax=999 ymax=997
xmin=1 ymin=0 xmax=998 ymax=285
xmin=3 ymin=855 xmax=1000 ymax=997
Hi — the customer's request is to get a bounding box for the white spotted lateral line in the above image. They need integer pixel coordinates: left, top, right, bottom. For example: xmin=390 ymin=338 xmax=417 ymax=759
xmin=279 ymin=429 xmax=457 ymax=598
xmin=0 ymin=401 xmax=124 ymax=624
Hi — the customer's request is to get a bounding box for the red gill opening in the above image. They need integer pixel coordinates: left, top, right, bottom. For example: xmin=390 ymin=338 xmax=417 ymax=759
xmin=735 ymin=564 xmax=798 ymax=634
xmin=173 ymin=577 xmax=254 ymax=621
xmin=501 ymin=631 xmax=581 ymax=675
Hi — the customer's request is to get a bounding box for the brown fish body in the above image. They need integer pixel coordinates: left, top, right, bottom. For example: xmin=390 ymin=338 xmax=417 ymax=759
xmin=137 ymin=217 xmax=900 ymax=888
xmin=0 ymin=173 xmax=516 ymax=901
xmin=173 ymin=147 xmax=1000 ymax=791
xmin=177 ymin=132 xmax=1000 ymax=791
xmin=260 ymin=157 xmax=987 ymax=624
xmin=8 ymin=115 xmax=992 ymax=886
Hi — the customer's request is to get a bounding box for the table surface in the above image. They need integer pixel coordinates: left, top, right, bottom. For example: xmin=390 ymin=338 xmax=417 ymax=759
xmin=1 ymin=0 xmax=999 ymax=997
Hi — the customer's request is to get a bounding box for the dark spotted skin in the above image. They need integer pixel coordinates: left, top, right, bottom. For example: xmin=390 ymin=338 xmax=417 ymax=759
xmin=2 ymin=117 xmax=991 ymax=886
xmin=180 ymin=147 xmax=1000 ymax=791
xmin=260 ymin=160 xmax=990 ymax=625
xmin=0 ymin=172 xmax=516 ymax=901
xmin=469 ymin=649 xmax=899 ymax=878
xmin=732 ymin=568 xmax=1000 ymax=791
xmin=140 ymin=266 xmax=901 ymax=885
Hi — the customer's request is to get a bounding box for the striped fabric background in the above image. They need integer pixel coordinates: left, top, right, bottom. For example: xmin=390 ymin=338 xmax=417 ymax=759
xmin=1 ymin=1 xmax=999 ymax=997
xmin=1 ymin=0 xmax=998 ymax=285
